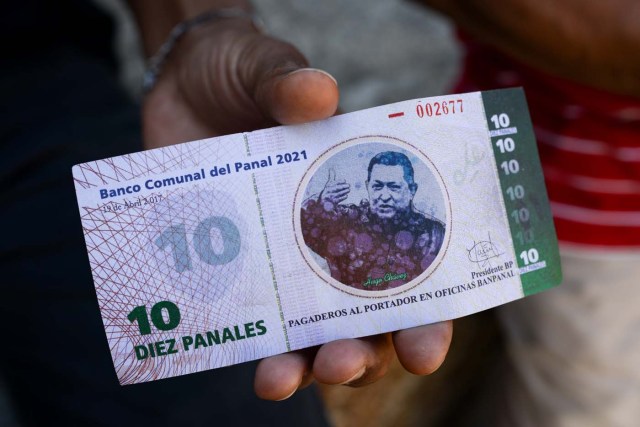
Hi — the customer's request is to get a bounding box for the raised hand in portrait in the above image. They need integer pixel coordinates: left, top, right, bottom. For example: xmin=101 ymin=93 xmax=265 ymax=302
xmin=320 ymin=168 xmax=351 ymax=207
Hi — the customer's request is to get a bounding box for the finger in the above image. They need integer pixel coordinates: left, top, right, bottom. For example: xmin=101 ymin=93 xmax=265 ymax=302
xmin=312 ymin=335 xmax=394 ymax=387
xmin=298 ymin=371 xmax=315 ymax=391
xmin=255 ymin=67 xmax=339 ymax=125
xmin=235 ymin=29 xmax=338 ymax=124
xmin=333 ymin=182 xmax=350 ymax=188
xmin=254 ymin=350 xmax=313 ymax=401
xmin=327 ymin=184 xmax=350 ymax=194
xmin=330 ymin=189 xmax=351 ymax=200
xmin=190 ymin=29 xmax=338 ymax=133
xmin=392 ymin=321 xmax=453 ymax=375
xmin=331 ymin=194 xmax=350 ymax=203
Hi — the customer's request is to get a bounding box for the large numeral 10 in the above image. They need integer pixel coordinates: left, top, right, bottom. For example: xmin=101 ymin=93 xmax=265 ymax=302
xmin=128 ymin=301 xmax=181 ymax=336
xmin=155 ymin=216 xmax=241 ymax=273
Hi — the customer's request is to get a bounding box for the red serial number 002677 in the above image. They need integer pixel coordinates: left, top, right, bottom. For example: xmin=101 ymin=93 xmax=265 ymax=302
xmin=416 ymin=99 xmax=463 ymax=118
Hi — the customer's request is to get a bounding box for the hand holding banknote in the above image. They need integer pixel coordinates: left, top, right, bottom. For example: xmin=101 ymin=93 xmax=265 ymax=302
xmin=136 ymin=4 xmax=452 ymax=401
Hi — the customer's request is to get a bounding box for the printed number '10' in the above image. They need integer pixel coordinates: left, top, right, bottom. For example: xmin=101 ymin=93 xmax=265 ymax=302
xmin=506 ymin=185 xmax=525 ymax=200
xmin=519 ymin=248 xmax=540 ymax=265
xmin=500 ymin=160 xmax=520 ymax=175
xmin=155 ymin=216 xmax=241 ymax=272
xmin=491 ymin=113 xmax=510 ymax=129
xmin=495 ymin=138 xmax=515 ymax=153
xmin=515 ymin=229 xmax=534 ymax=245
xmin=511 ymin=207 xmax=530 ymax=224
xmin=128 ymin=301 xmax=181 ymax=336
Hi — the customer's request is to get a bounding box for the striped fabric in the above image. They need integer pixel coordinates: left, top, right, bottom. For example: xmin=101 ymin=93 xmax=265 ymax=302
xmin=455 ymin=35 xmax=640 ymax=248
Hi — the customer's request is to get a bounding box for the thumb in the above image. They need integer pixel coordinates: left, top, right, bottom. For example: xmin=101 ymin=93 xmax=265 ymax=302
xmin=144 ymin=25 xmax=340 ymax=147
xmin=241 ymin=37 xmax=339 ymax=125
xmin=256 ymin=68 xmax=339 ymax=125
xmin=328 ymin=167 xmax=336 ymax=183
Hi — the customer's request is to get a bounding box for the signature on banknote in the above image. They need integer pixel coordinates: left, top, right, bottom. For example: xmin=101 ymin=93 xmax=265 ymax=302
xmin=467 ymin=232 xmax=503 ymax=268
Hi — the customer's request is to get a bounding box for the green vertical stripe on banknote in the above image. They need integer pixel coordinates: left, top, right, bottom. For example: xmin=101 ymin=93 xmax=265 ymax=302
xmin=482 ymin=88 xmax=562 ymax=296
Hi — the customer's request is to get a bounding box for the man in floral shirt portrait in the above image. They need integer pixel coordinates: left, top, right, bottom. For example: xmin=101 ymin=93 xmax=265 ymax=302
xmin=301 ymin=151 xmax=445 ymax=290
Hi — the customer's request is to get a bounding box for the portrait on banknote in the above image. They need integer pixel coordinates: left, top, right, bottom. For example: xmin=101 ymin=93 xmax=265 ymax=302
xmin=295 ymin=137 xmax=450 ymax=296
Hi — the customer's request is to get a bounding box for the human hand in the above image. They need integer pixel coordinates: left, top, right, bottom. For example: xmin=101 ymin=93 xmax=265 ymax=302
xmin=142 ymin=16 xmax=339 ymax=148
xmin=320 ymin=168 xmax=351 ymax=207
xmin=142 ymin=14 xmax=452 ymax=401
xmin=255 ymin=322 xmax=453 ymax=400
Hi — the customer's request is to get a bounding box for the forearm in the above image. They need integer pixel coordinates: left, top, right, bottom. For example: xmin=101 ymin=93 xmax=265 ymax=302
xmin=127 ymin=0 xmax=252 ymax=55
xmin=418 ymin=0 xmax=640 ymax=96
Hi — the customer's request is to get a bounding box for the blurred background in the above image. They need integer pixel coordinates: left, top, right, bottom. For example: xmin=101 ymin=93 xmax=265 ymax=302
xmin=97 ymin=0 xmax=461 ymax=110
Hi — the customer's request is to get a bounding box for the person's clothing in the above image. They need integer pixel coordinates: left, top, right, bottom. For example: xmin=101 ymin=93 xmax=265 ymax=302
xmin=498 ymin=250 xmax=640 ymax=427
xmin=0 ymin=4 xmax=330 ymax=426
xmin=455 ymin=32 xmax=640 ymax=248
xmin=3 ymin=0 xmax=115 ymax=65
xmin=301 ymin=198 xmax=445 ymax=289
xmin=455 ymin=34 xmax=640 ymax=427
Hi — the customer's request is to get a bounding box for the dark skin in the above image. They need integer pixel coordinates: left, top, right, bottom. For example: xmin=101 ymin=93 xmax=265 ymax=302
xmin=415 ymin=0 xmax=640 ymax=97
xmin=127 ymin=0 xmax=453 ymax=401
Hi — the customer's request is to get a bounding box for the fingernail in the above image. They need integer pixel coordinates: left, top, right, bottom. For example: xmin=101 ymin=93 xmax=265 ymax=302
xmin=339 ymin=366 xmax=366 ymax=385
xmin=275 ymin=388 xmax=297 ymax=401
xmin=286 ymin=68 xmax=338 ymax=86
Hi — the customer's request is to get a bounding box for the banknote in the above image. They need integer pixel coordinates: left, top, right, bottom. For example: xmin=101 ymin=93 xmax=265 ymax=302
xmin=73 ymin=88 xmax=561 ymax=384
